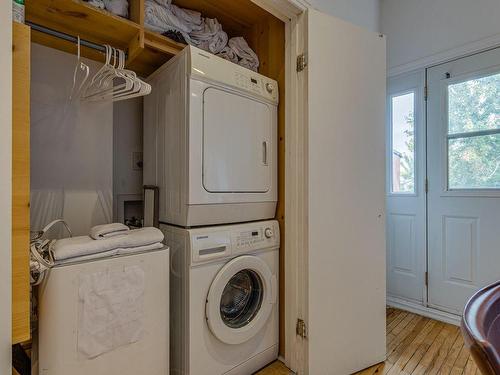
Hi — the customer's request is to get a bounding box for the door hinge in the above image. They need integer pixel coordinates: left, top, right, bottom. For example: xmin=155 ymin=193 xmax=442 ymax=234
xmin=425 ymin=271 xmax=429 ymax=286
xmin=425 ymin=178 xmax=429 ymax=193
xmin=297 ymin=53 xmax=307 ymax=72
xmin=296 ymin=318 xmax=307 ymax=338
xmin=424 ymin=86 xmax=428 ymax=101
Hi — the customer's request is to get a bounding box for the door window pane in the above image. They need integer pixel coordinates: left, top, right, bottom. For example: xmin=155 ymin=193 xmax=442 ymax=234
xmin=391 ymin=93 xmax=415 ymax=193
xmin=448 ymin=73 xmax=500 ymax=135
xmin=447 ymin=72 xmax=500 ymax=189
xmin=449 ymin=134 xmax=500 ymax=189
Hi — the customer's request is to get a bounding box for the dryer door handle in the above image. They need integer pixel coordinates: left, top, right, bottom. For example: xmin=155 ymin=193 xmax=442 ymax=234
xmin=262 ymin=141 xmax=268 ymax=166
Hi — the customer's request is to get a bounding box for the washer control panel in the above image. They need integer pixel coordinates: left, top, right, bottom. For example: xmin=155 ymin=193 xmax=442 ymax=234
xmin=232 ymin=221 xmax=279 ymax=254
xmin=188 ymin=220 xmax=280 ymax=264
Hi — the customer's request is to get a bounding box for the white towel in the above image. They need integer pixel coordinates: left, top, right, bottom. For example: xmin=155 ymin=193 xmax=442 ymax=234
xmin=85 ymin=0 xmax=105 ymax=9
xmin=228 ymin=37 xmax=259 ymax=72
xmin=90 ymin=223 xmax=130 ymax=240
xmin=217 ymin=46 xmax=238 ymax=64
xmin=55 ymin=242 xmax=165 ymax=265
xmin=190 ymin=18 xmax=228 ymax=54
xmin=103 ymin=0 xmax=129 ymax=17
xmin=52 ymin=227 xmax=164 ymax=261
xmin=144 ymin=0 xmax=202 ymax=43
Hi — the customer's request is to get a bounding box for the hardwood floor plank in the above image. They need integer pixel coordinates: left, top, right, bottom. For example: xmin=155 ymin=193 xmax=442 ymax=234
xmin=411 ymin=323 xmax=458 ymax=375
xmin=437 ymin=332 xmax=464 ymax=375
xmin=387 ymin=317 xmax=431 ymax=364
xmin=387 ymin=315 xmax=424 ymax=355
xmin=425 ymin=325 xmax=461 ymax=375
xmin=387 ymin=311 xmax=410 ymax=333
xmin=401 ymin=321 xmax=446 ymax=374
xmin=389 ymin=313 xmax=418 ymax=343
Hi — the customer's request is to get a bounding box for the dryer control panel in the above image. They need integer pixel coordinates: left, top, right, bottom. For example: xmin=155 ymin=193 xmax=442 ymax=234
xmin=189 ymin=45 xmax=279 ymax=104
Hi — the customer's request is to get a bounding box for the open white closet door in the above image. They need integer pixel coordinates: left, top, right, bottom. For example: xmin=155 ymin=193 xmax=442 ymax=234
xmin=298 ymin=8 xmax=387 ymax=375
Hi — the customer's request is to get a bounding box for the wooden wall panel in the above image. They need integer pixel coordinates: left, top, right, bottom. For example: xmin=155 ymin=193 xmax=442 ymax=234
xmin=12 ymin=22 xmax=31 ymax=344
xmin=246 ymin=15 xmax=286 ymax=356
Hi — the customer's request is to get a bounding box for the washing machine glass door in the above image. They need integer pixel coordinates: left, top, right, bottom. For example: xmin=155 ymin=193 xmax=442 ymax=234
xmin=206 ymin=255 xmax=277 ymax=345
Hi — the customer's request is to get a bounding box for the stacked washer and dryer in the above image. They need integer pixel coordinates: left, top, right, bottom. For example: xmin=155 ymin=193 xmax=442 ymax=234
xmin=144 ymin=45 xmax=280 ymax=375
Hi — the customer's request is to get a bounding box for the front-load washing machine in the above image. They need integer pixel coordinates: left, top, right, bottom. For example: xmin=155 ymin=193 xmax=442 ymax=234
xmin=144 ymin=45 xmax=279 ymax=227
xmin=161 ymin=220 xmax=279 ymax=375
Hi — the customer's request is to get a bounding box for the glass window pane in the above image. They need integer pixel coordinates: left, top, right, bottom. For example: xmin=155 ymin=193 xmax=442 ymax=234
xmin=391 ymin=93 xmax=415 ymax=193
xmin=448 ymin=134 xmax=500 ymax=189
xmin=448 ymin=72 xmax=500 ymax=135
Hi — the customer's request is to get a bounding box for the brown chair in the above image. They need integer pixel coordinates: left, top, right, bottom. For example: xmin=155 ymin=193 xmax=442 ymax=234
xmin=461 ymin=281 xmax=500 ymax=375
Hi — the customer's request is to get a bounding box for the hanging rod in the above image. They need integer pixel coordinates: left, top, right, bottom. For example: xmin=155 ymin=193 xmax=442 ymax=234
xmin=26 ymin=21 xmax=107 ymax=53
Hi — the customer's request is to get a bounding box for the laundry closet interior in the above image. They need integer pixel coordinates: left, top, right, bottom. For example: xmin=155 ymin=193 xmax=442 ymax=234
xmin=12 ymin=0 xmax=286 ymax=373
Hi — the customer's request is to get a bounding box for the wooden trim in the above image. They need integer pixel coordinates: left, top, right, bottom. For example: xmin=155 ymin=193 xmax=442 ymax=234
xmin=387 ymin=32 xmax=500 ymax=77
xmin=12 ymin=22 xmax=31 ymax=345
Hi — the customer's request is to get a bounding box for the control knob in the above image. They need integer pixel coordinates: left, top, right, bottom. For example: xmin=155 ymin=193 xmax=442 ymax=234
xmin=264 ymin=228 xmax=274 ymax=238
xmin=265 ymin=82 xmax=274 ymax=93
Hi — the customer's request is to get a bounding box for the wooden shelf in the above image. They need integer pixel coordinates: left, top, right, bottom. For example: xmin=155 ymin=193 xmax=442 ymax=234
xmin=24 ymin=0 xmax=279 ymax=76
xmin=26 ymin=0 xmax=141 ymax=49
xmin=127 ymin=30 xmax=186 ymax=76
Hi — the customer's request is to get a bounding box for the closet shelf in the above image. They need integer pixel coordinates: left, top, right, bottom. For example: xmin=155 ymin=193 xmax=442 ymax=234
xmin=126 ymin=30 xmax=186 ymax=76
xmin=25 ymin=0 xmax=188 ymax=76
xmin=26 ymin=0 xmax=142 ymax=51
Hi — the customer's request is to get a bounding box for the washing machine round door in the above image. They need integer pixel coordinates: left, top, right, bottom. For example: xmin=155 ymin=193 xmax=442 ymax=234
xmin=206 ymin=255 xmax=277 ymax=345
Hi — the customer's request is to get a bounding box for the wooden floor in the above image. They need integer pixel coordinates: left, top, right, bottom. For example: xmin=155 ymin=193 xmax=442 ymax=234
xmin=257 ymin=308 xmax=479 ymax=375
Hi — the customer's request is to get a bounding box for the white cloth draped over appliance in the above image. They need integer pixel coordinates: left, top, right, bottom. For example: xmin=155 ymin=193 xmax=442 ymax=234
xmin=226 ymin=37 xmax=260 ymax=72
xmin=52 ymin=227 xmax=165 ymax=261
xmin=189 ymin=18 xmax=228 ymax=54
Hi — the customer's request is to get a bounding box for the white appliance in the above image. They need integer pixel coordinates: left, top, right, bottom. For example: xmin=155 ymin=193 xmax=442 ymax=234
xmin=144 ymin=46 xmax=279 ymax=227
xmin=162 ymin=220 xmax=279 ymax=375
xmin=38 ymin=248 xmax=169 ymax=375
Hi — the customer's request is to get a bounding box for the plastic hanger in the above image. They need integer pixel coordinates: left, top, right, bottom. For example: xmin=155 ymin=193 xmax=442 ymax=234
xmin=69 ymin=36 xmax=90 ymax=101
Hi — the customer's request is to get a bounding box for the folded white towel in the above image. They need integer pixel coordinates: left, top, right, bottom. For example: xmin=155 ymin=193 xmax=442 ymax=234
xmin=104 ymin=0 xmax=129 ymax=17
xmin=144 ymin=0 xmax=202 ymax=43
xmin=90 ymin=223 xmax=130 ymax=240
xmin=55 ymin=242 xmax=165 ymax=265
xmin=52 ymin=227 xmax=164 ymax=261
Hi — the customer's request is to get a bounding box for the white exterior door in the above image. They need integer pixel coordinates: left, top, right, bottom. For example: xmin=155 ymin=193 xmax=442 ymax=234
xmin=386 ymin=71 xmax=427 ymax=303
xmin=305 ymin=9 xmax=386 ymax=374
xmin=427 ymin=48 xmax=500 ymax=314
xmin=203 ymin=88 xmax=272 ymax=193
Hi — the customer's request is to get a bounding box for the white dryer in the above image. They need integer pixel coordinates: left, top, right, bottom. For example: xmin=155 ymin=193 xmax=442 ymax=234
xmin=162 ymin=220 xmax=279 ymax=375
xmin=144 ymin=46 xmax=279 ymax=227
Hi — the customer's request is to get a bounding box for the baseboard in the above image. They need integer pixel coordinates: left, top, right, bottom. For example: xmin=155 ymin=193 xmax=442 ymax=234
xmin=387 ymin=296 xmax=461 ymax=326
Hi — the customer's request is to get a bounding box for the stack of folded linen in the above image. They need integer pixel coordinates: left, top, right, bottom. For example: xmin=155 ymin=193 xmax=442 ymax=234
xmin=84 ymin=0 xmax=129 ymax=18
xmin=144 ymin=0 xmax=259 ymax=71
xmin=52 ymin=223 xmax=165 ymax=264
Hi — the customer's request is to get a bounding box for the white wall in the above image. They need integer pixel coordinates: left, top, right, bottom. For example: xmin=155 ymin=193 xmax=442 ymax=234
xmin=113 ymin=98 xmax=143 ymax=220
xmin=381 ymin=0 xmax=500 ymax=71
xmin=31 ymin=44 xmax=113 ymax=236
xmin=309 ymin=0 xmax=380 ymax=32
xmin=0 ymin=5 xmax=12 ymax=374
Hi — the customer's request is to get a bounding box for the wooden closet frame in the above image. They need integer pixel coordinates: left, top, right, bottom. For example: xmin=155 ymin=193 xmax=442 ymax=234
xmin=11 ymin=0 xmax=310 ymax=372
